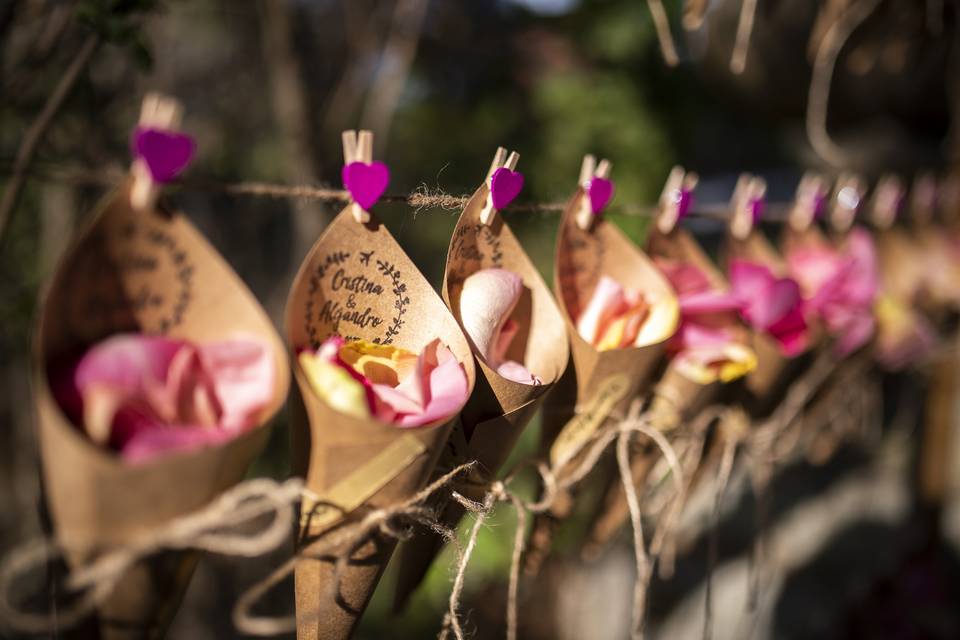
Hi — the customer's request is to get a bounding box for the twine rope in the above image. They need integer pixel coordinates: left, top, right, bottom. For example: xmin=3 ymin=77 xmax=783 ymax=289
xmin=0 ymin=477 xmax=304 ymax=634
xmin=806 ymin=0 xmax=883 ymax=166
xmin=437 ymin=397 xmax=684 ymax=640
xmin=5 ymin=163 xmax=804 ymax=222
xmin=0 ymin=349 xmax=859 ymax=639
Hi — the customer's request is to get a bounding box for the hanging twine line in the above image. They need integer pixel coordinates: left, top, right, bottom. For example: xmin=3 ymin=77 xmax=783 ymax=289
xmin=4 ymin=163 xmax=802 ymax=222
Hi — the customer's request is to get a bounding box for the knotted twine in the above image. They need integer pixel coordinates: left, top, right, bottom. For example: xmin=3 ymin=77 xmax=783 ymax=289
xmin=0 ymin=477 xmax=304 ymax=634
xmin=0 ymin=396 xmax=705 ymax=640
xmin=433 ymin=397 xmax=684 ymax=640
xmin=1 ymin=345 xmax=864 ymax=640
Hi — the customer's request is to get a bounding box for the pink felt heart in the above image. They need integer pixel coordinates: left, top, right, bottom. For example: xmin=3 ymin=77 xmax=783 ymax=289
xmin=489 ymin=167 xmax=524 ymax=210
xmin=132 ymin=126 xmax=196 ymax=183
xmin=586 ymin=177 xmax=614 ymax=214
xmin=342 ymin=161 xmax=390 ymax=210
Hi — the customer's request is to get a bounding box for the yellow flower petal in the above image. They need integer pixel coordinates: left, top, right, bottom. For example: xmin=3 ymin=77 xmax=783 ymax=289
xmin=718 ymin=344 xmax=757 ymax=382
xmin=339 ymin=340 xmax=418 ymax=386
xmin=299 ymin=351 xmax=371 ymax=419
xmin=674 ymin=343 xmax=757 ymax=385
xmin=635 ymin=294 xmax=680 ymax=346
xmin=875 ymin=295 xmax=911 ymax=332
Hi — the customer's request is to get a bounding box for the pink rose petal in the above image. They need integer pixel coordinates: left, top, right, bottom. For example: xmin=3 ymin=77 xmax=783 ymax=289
xmin=496 ymin=360 xmax=541 ymax=385
xmin=576 ymin=276 xmax=625 ymax=345
xmin=56 ymin=333 xmax=274 ymax=463
xmin=679 ymin=290 xmax=746 ymax=315
xmin=368 ymin=338 xmax=469 ymax=427
xmin=786 ymin=228 xmax=878 ymax=356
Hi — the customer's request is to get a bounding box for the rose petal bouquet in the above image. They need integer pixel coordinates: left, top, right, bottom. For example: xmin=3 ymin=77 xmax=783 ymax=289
xmin=394 ymin=164 xmax=570 ymax=610
xmin=34 ymin=177 xmax=288 ymax=638
xmin=286 ymin=197 xmax=476 ymax=640
xmin=575 ymin=275 xmax=678 ymax=352
xmin=786 ymin=227 xmax=879 ymax=357
xmin=459 ymin=268 xmax=541 ymax=384
xmin=655 ymin=258 xmax=757 ymax=385
xmin=52 ymin=334 xmax=275 ymax=464
xmin=729 ymin=260 xmax=809 ymax=357
xmin=298 ymin=336 xmax=469 ymax=426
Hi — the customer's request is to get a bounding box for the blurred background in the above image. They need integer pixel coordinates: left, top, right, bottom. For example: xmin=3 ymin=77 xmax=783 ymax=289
xmin=2 ymin=1 xmax=960 ymax=638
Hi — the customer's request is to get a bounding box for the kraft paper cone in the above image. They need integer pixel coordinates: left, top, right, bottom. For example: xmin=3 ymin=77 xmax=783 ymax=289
xmin=547 ymin=190 xmax=676 ymax=459
xmin=582 ymin=226 xmax=739 ymax=553
xmin=34 ymin=179 xmax=290 ymax=639
xmin=875 ymin=228 xmax=925 ymax=304
xmin=526 ymin=188 xmax=677 ymax=560
xmin=645 ymin=226 xmax=734 ymax=425
xmin=393 ymin=178 xmax=570 ymax=609
xmin=526 ymin=187 xmax=677 ymax=574
xmin=725 ymin=231 xmax=812 ymax=416
xmin=286 ymin=205 xmax=476 ymax=640
xmin=910 ymin=223 xmax=960 ymax=318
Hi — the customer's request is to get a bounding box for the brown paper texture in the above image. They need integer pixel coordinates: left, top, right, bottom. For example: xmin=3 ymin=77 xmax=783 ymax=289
xmin=545 ymin=189 xmax=674 ymax=450
xmin=875 ymin=228 xmax=924 ymax=304
xmin=582 ymin=225 xmax=742 ymax=552
xmin=645 ymin=226 xmax=732 ymax=424
xmin=34 ymin=179 xmax=290 ymax=639
xmin=286 ymin=205 xmax=476 ymax=640
xmin=442 ymin=183 xmax=569 ymax=440
xmin=392 ymin=183 xmax=570 ymax=608
xmin=528 ymin=189 xmax=676 ymax=554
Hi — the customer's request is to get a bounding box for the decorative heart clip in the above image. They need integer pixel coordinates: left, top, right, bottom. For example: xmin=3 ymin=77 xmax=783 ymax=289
xmin=870 ymin=174 xmax=905 ymax=230
xmin=830 ymin=173 xmax=865 ymax=235
xmin=129 ymin=93 xmax=196 ymax=210
xmin=575 ymin=154 xmax=615 ymax=230
xmin=655 ymin=165 xmax=698 ymax=234
xmin=480 ymin=146 xmax=523 ymax=225
xmin=341 ymin=129 xmax=390 ymax=224
xmin=788 ymin=172 xmax=830 ymax=232
xmin=729 ymin=173 xmax=767 ymax=240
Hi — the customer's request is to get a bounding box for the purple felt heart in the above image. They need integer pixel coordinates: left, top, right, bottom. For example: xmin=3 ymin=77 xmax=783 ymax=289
xmin=586 ymin=177 xmax=615 ymax=214
xmin=132 ymin=126 xmax=196 ymax=183
xmin=675 ymin=187 xmax=694 ymax=221
xmin=490 ymin=167 xmax=524 ymax=210
xmin=749 ymin=196 xmax=765 ymax=224
xmin=342 ymin=161 xmax=390 ymax=210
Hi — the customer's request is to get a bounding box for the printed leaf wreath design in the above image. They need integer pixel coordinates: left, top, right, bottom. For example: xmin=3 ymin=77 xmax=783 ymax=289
xmin=34 ymin=96 xmax=288 ymax=637
xmin=393 ymin=148 xmax=569 ymax=609
xmin=285 ymin=147 xmax=475 ymax=639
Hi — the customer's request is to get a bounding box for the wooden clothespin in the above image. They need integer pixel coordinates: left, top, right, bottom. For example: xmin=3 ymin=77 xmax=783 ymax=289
xmin=130 ymin=93 xmax=187 ymax=211
xmin=830 ymin=173 xmax=865 ymax=234
xmin=910 ymin=172 xmax=938 ymax=226
xmin=574 ymin=155 xmax=614 ymax=230
xmin=729 ymin=173 xmax=767 ymax=240
xmin=655 ymin=165 xmax=698 ymax=235
xmin=869 ymin=174 xmax=904 ymax=230
xmin=342 ymin=130 xmax=373 ymax=224
xmin=480 ymin=146 xmax=522 ymax=225
xmin=788 ymin=172 xmax=829 ymax=232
